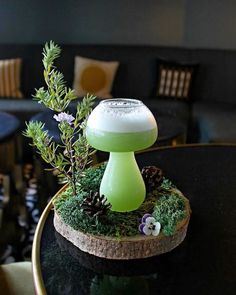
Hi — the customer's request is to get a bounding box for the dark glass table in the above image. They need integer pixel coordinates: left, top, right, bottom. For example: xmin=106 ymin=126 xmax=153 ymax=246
xmin=32 ymin=144 xmax=236 ymax=295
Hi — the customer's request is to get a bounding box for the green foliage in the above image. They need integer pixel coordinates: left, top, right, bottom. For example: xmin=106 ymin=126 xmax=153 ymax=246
xmin=35 ymin=41 xmax=77 ymax=112
xmin=79 ymin=164 xmax=106 ymax=193
xmin=24 ymin=121 xmax=57 ymax=164
xmin=54 ymin=166 xmax=187 ymax=238
xmin=54 ymin=192 xmax=141 ymax=237
xmin=152 ymin=194 xmax=186 ymax=236
xmin=159 ymin=178 xmax=175 ymax=191
xmin=23 ymin=41 xmax=96 ymax=196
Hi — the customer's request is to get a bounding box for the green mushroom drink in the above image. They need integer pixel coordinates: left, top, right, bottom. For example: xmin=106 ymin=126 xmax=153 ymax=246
xmin=86 ymin=99 xmax=158 ymax=212
xmin=86 ymin=127 xmax=157 ymax=152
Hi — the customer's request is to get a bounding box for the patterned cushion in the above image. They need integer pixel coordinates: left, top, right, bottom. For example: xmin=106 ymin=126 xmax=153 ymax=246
xmin=73 ymin=56 xmax=119 ymax=98
xmin=156 ymin=59 xmax=198 ymax=101
xmin=0 ymin=58 xmax=23 ymax=98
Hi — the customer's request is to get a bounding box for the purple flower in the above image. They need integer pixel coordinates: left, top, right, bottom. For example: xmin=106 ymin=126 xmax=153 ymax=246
xmin=53 ymin=112 xmax=75 ymax=125
xmin=139 ymin=213 xmax=161 ymax=236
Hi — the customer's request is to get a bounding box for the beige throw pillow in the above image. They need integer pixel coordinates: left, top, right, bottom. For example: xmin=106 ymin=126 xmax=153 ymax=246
xmin=0 ymin=58 xmax=23 ymax=98
xmin=73 ymin=56 xmax=119 ymax=98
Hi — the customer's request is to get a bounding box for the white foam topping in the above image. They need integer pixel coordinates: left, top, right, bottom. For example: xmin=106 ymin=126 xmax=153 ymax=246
xmin=87 ymin=99 xmax=157 ymax=132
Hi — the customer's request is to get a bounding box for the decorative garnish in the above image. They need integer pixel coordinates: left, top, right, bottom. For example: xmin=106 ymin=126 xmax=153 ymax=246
xmin=23 ymin=41 xmax=96 ymax=197
xmin=139 ymin=213 xmax=161 ymax=236
xmin=141 ymin=166 xmax=163 ymax=191
xmin=152 ymin=194 xmax=186 ymax=236
xmin=34 ymin=41 xmax=77 ymax=112
xmin=53 ymin=165 xmax=187 ymax=238
xmin=80 ymin=191 xmax=111 ymax=218
xmin=53 ymin=112 xmax=75 ymax=125
xmin=79 ymin=164 xmax=106 ymax=193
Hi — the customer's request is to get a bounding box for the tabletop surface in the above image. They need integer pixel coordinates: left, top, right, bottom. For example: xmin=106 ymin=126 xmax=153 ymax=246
xmin=35 ymin=145 xmax=236 ymax=295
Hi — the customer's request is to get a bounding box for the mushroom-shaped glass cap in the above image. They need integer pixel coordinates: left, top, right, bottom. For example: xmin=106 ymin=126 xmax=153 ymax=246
xmin=86 ymin=99 xmax=157 ymax=152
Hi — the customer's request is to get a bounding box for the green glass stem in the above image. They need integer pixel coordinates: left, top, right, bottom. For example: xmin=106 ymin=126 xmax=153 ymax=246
xmin=100 ymin=152 xmax=146 ymax=212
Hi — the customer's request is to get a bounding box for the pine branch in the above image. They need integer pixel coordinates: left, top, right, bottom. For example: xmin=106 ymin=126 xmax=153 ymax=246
xmin=23 ymin=42 xmax=96 ymax=197
xmin=34 ymin=41 xmax=77 ymax=112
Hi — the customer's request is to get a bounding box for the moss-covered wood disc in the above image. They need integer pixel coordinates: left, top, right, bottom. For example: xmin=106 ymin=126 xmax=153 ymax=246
xmin=53 ymin=188 xmax=191 ymax=260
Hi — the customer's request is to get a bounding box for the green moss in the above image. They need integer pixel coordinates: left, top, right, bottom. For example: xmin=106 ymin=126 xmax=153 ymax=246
xmin=54 ymin=166 xmax=187 ymax=238
xmin=152 ymin=193 xmax=186 ymax=236
xmin=159 ymin=178 xmax=175 ymax=190
xmin=55 ymin=193 xmax=142 ymax=237
xmin=78 ymin=164 xmax=106 ymax=193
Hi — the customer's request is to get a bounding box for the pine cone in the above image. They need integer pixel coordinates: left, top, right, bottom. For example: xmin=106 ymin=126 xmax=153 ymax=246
xmin=141 ymin=166 xmax=163 ymax=191
xmin=80 ymin=191 xmax=111 ymax=218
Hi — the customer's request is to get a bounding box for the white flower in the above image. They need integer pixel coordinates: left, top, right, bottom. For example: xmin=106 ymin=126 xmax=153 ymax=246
xmin=139 ymin=214 xmax=161 ymax=236
xmin=53 ymin=112 xmax=75 ymax=125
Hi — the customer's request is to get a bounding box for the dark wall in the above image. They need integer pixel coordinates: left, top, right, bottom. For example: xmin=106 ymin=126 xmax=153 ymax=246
xmin=185 ymin=0 xmax=236 ymax=49
xmin=0 ymin=0 xmax=236 ymax=49
xmin=0 ymin=0 xmax=185 ymax=45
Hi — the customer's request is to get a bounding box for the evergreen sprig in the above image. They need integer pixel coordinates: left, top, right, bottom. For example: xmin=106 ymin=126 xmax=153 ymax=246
xmin=24 ymin=41 xmax=96 ymax=197
xmin=34 ymin=41 xmax=77 ymax=111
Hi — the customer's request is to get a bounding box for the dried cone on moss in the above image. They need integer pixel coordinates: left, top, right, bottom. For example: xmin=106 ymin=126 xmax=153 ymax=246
xmin=80 ymin=191 xmax=111 ymax=218
xmin=141 ymin=166 xmax=163 ymax=191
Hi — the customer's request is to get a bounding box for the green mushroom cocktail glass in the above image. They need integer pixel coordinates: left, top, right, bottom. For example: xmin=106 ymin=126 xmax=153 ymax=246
xmin=86 ymin=99 xmax=158 ymax=212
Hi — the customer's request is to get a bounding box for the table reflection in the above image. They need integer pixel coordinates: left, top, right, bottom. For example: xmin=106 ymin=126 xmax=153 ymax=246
xmin=41 ymin=213 xmax=190 ymax=294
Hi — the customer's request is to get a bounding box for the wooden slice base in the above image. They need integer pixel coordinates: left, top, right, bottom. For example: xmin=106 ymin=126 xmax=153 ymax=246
xmin=53 ymin=190 xmax=191 ymax=260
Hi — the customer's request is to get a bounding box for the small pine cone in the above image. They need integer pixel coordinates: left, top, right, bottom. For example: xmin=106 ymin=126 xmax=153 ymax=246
xmin=141 ymin=166 xmax=163 ymax=191
xmin=80 ymin=191 xmax=111 ymax=219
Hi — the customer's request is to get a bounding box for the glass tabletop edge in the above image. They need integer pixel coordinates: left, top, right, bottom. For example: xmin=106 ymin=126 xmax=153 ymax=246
xmin=32 ymin=185 xmax=67 ymax=295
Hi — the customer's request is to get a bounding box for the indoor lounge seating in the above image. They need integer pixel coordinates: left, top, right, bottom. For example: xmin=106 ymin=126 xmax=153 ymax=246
xmin=0 ymin=44 xmax=236 ymax=145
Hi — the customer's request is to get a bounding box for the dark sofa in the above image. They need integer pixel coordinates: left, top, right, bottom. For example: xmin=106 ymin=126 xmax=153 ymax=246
xmin=1 ymin=44 xmax=236 ymax=144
